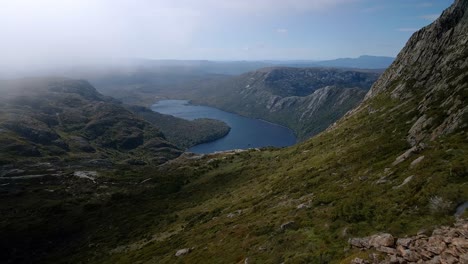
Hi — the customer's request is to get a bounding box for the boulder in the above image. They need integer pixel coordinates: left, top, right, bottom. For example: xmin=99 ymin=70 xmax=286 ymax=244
xmin=410 ymin=156 xmax=425 ymax=168
xmin=377 ymin=246 xmax=397 ymax=255
xmin=426 ymin=236 xmax=447 ymax=254
xmin=369 ymin=233 xmax=395 ymax=248
xmin=396 ymin=238 xmax=412 ymax=248
xmin=349 ymin=237 xmax=370 ymax=249
xmin=350 ymin=257 xmax=370 ymax=264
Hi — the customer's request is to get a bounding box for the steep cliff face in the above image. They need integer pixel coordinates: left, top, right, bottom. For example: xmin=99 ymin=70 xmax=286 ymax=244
xmin=363 ymin=0 xmax=468 ymax=146
xmin=191 ymin=67 xmax=379 ymax=140
xmin=248 ymin=67 xmax=378 ymax=97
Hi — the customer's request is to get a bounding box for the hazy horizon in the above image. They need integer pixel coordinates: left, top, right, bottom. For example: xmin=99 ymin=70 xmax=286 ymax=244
xmin=0 ymin=0 xmax=452 ymax=71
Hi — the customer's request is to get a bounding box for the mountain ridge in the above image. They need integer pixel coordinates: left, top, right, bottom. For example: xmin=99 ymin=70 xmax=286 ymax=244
xmin=313 ymin=55 xmax=394 ymax=69
xmin=184 ymin=67 xmax=380 ymax=140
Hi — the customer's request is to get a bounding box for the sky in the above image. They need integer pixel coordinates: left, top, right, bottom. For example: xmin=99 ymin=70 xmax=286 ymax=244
xmin=0 ymin=0 xmax=454 ymax=68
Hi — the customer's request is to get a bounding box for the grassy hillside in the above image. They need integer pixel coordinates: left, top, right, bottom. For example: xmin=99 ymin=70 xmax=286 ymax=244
xmin=0 ymin=78 xmax=180 ymax=166
xmin=127 ymin=105 xmax=230 ymax=149
xmin=1 ymin=89 xmax=465 ymax=262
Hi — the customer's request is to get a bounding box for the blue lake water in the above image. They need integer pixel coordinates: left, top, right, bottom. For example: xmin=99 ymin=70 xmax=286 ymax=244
xmin=151 ymin=100 xmax=297 ymax=154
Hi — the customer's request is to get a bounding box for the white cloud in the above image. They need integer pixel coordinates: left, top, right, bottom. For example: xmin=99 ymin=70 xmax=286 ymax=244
xmin=276 ymin=28 xmax=288 ymax=34
xmin=199 ymin=0 xmax=358 ymax=13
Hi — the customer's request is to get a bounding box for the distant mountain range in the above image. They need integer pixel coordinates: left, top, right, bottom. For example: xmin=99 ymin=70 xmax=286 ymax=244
xmin=314 ymin=55 xmax=395 ymax=69
xmin=0 ymin=55 xmax=394 ymax=80
xmin=131 ymin=55 xmax=394 ymax=73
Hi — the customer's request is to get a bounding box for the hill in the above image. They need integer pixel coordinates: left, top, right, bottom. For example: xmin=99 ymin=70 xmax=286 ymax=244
xmin=127 ymin=105 xmax=230 ymax=149
xmin=184 ymin=67 xmax=380 ymax=140
xmin=0 ymin=78 xmax=229 ymax=167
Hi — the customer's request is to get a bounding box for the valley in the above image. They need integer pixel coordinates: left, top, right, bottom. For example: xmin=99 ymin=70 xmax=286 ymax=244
xmin=151 ymin=100 xmax=296 ymax=153
xmin=93 ymin=67 xmax=381 ymax=141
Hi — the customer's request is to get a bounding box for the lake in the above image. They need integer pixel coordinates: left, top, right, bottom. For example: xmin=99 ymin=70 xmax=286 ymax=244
xmin=151 ymin=100 xmax=297 ymax=154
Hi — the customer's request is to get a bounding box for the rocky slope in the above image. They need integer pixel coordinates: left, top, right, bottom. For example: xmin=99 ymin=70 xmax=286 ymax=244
xmin=188 ymin=67 xmax=380 ymax=140
xmin=349 ymin=219 xmax=468 ymax=263
xmin=363 ymin=0 xmax=468 ymax=147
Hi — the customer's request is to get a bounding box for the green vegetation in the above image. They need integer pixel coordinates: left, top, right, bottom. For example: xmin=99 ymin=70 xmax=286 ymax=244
xmin=1 ymin=87 xmax=466 ymax=262
xmin=127 ymin=105 xmax=230 ymax=149
xmin=0 ymin=78 xmax=230 ymax=167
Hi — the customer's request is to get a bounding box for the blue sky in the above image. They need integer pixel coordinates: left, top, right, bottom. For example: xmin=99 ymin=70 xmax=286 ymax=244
xmin=0 ymin=0 xmax=454 ymax=67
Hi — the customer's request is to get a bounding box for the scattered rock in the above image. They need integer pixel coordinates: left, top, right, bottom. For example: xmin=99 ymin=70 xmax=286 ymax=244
xmin=349 ymin=233 xmax=394 ymax=249
xmin=280 ymin=221 xmax=298 ymax=231
xmin=392 ymin=146 xmax=418 ymax=166
xmin=369 ymin=233 xmax=395 ymax=248
xmin=455 ymin=201 xmax=468 ymax=218
xmin=140 ymin=178 xmax=152 ymax=184
xmin=175 ymin=248 xmax=191 ymax=257
xmin=426 ymin=236 xmax=447 ymax=254
xmin=73 ymin=171 xmax=97 ymax=182
xmin=396 ymin=238 xmax=412 ymax=248
xmin=348 ymin=219 xmax=468 ymax=263
xmin=349 ymin=237 xmax=371 ymax=249
xmin=410 ymin=156 xmax=425 ymax=168
xmin=351 ymin=258 xmax=370 ymax=264
xmin=226 ymin=210 xmax=242 ymax=218
xmin=377 ymin=246 xmax=397 ymax=254
xmin=393 ymin=175 xmax=414 ymax=189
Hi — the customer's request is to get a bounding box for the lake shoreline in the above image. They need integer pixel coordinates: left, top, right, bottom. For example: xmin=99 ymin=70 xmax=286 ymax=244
xmin=152 ymin=97 xmax=298 ymax=139
xmin=151 ymin=100 xmax=297 ymax=154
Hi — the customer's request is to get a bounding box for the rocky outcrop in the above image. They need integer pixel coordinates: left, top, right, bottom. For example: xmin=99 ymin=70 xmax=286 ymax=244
xmin=349 ymin=219 xmax=468 ymax=264
xmin=251 ymin=67 xmax=379 ymax=97
xmin=363 ymin=0 xmax=468 ymax=146
xmin=349 ymin=233 xmax=395 ymax=249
